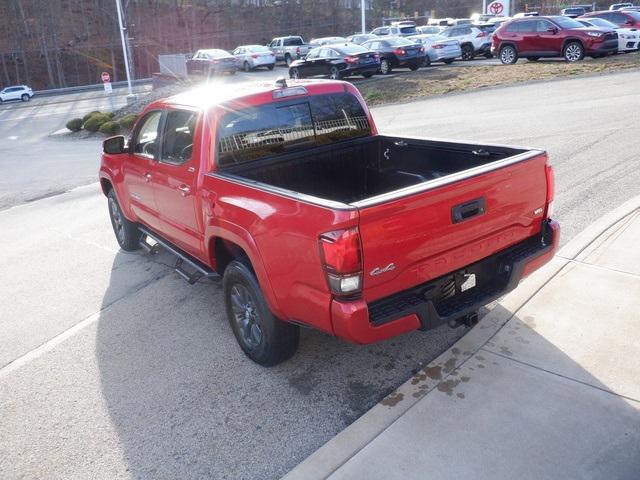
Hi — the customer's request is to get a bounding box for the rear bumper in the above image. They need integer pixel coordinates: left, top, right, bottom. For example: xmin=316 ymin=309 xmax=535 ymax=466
xmin=331 ymin=219 xmax=560 ymax=344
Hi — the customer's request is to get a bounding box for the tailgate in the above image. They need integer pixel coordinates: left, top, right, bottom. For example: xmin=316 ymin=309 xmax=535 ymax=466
xmin=357 ymin=152 xmax=548 ymax=303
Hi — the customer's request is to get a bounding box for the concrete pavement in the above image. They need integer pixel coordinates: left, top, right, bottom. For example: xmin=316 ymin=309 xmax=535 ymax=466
xmin=284 ymin=196 xmax=640 ymax=480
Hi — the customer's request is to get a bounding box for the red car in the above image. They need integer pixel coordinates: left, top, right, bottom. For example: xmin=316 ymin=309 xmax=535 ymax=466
xmin=583 ymin=9 xmax=640 ymax=28
xmin=492 ymin=15 xmax=619 ymax=64
xmin=99 ymin=79 xmax=559 ymax=366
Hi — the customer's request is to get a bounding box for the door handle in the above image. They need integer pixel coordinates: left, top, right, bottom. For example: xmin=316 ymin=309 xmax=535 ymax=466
xmin=177 ymin=184 xmax=191 ymax=197
xmin=144 ymin=172 xmax=152 ymax=183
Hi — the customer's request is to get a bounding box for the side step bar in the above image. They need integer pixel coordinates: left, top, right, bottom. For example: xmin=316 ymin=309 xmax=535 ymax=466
xmin=138 ymin=227 xmax=220 ymax=284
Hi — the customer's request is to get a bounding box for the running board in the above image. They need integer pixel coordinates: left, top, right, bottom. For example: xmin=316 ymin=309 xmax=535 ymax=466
xmin=138 ymin=227 xmax=220 ymax=283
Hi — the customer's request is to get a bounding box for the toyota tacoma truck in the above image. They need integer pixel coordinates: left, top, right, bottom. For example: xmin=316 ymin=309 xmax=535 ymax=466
xmin=99 ymin=79 xmax=559 ymax=366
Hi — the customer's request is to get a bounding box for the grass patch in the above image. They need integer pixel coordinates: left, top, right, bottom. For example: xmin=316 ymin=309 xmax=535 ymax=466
xmin=358 ymin=52 xmax=640 ymax=106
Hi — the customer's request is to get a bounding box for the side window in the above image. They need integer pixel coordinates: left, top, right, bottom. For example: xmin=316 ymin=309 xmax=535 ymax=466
xmin=318 ymin=48 xmax=330 ymax=58
xmin=611 ymin=13 xmax=627 ymax=23
xmin=306 ymin=49 xmax=319 ymax=59
xmin=160 ymin=110 xmax=198 ymax=165
xmin=132 ymin=111 xmax=162 ymax=159
xmin=218 ymin=102 xmax=315 ymax=166
xmin=519 ymin=20 xmax=536 ymax=32
xmin=536 ymin=20 xmax=553 ymax=32
xmin=462 ymin=27 xmax=472 ymax=35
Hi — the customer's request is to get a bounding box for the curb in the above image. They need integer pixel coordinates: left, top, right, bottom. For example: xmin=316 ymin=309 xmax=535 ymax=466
xmin=282 ymin=195 xmax=640 ymax=480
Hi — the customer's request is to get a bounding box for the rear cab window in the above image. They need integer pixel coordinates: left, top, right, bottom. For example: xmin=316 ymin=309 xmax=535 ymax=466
xmin=216 ymin=93 xmax=371 ymax=167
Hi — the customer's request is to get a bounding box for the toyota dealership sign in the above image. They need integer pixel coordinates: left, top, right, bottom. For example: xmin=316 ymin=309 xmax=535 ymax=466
xmin=487 ymin=0 xmax=510 ymax=16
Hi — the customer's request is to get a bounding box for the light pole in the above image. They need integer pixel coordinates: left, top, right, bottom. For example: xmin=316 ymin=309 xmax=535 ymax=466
xmin=482 ymin=0 xmax=487 ymax=14
xmin=361 ymin=0 xmax=366 ymax=34
xmin=115 ymin=0 xmax=136 ymax=103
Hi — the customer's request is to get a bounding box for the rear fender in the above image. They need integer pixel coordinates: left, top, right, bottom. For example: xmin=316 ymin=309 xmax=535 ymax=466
xmin=205 ymin=220 xmax=283 ymax=319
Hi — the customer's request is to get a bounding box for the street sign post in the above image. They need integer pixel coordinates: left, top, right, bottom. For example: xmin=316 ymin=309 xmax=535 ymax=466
xmin=102 ymin=71 xmax=112 ymax=94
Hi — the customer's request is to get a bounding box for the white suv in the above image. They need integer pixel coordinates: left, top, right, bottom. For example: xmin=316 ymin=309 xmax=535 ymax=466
xmin=0 ymin=85 xmax=34 ymax=103
xmin=439 ymin=25 xmax=494 ymax=60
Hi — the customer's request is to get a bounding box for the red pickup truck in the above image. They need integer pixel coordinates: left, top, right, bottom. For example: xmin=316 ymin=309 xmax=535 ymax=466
xmin=99 ymin=79 xmax=559 ymax=366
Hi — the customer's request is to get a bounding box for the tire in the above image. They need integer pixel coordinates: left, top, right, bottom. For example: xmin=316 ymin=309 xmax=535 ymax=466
xmin=380 ymin=58 xmax=392 ymax=75
xmin=527 ymin=57 xmax=540 ymax=62
xmin=461 ymin=44 xmax=474 ymax=61
xmin=243 ymin=61 xmax=251 ymax=72
xmin=285 ymin=54 xmax=293 ymax=66
xmin=362 ymin=71 xmax=374 ymax=78
xmin=21 ymin=94 xmax=30 ymax=102
xmin=499 ymin=45 xmax=518 ymax=65
xmin=422 ymin=56 xmax=432 ymax=67
xmin=107 ymin=189 xmax=140 ymax=251
xmin=329 ymin=66 xmax=341 ymax=80
xmin=443 ymin=58 xmax=455 ymax=64
xmin=223 ymin=260 xmax=299 ymax=366
xmin=229 ymin=69 xmax=237 ymax=75
xmin=563 ymin=41 xmax=584 ymax=62
xmin=484 ymin=52 xmax=493 ymax=59
xmin=289 ymin=67 xmax=301 ymax=79
xmin=409 ymin=63 xmax=420 ymax=71
xmin=267 ymin=64 xmax=275 ymax=70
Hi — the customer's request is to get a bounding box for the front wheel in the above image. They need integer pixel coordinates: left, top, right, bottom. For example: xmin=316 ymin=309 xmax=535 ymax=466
xmin=422 ymin=56 xmax=432 ymax=67
xmin=329 ymin=66 xmax=341 ymax=80
xmin=484 ymin=52 xmax=493 ymax=59
xmin=107 ymin=190 xmax=140 ymax=251
xmin=564 ymin=41 xmax=584 ymax=62
xmin=223 ymin=260 xmax=299 ymax=366
xmin=289 ymin=67 xmax=301 ymax=79
xmin=285 ymin=54 xmax=293 ymax=66
xmin=380 ymin=59 xmax=392 ymax=75
xmin=499 ymin=45 xmax=518 ymax=65
xmin=267 ymin=64 xmax=275 ymax=70
xmin=243 ymin=61 xmax=251 ymax=72
xmin=443 ymin=58 xmax=455 ymax=64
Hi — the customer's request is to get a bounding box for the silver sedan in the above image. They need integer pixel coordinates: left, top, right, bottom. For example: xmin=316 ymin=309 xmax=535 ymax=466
xmin=233 ymin=45 xmax=276 ymax=72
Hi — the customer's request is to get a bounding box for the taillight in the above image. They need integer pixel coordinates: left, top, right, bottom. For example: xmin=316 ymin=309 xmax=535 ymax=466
xmin=251 ymin=53 xmax=258 ymax=59
xmin=296 ymin=47 xmax=301 ymax=54
xmin=319 ymin=228 xmax=363 ymax=297
xmin=477 ymin=31 xmax=487 ymax=38
xmin=432 ymin=43 xmax=444 ymax=49
xmin=394 ymin=48 xmax=406 ymax=55
xmin=344 ymin=56 xmax=359 ymax=63
xmin=545 ymin=164 xmax=555 ymax=219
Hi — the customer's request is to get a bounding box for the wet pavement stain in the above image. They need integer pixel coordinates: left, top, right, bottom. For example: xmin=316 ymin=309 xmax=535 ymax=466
xmin=476 ymin=355 xmax=485 ymax=361
xmin=460 ymin=376 xmax=470 ymax=383
xmin=456 ymin=393 xmax=465 ymax=399
xmin=451 ymin=348 xmax=461 ymax=355
xmin=381 ymin=391 xmax=404 ymax=407
xmin=500 ymin=346 xmax=514 ymax=356
xmin=477 ymin=364 xmax=485 ymax=369
xmin=442 ymin=357 xmax=458 ymax=374
xmin=437 ymin=379 xmax=461 ymax=396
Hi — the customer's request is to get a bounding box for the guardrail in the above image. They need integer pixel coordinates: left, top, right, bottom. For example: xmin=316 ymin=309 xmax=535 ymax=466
xmin=33 ymin=78 xmax=152 ymax=98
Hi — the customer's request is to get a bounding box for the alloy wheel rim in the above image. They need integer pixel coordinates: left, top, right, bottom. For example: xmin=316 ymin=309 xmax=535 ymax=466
xmin=501 ymin=48 xmax=515 ymax=63
xmin=566 ymin=45 xmax=581 ymax=61
xmin=381 ymin=60 xmax=389 ymax=74
xmin=109 ymin=197 xmax=125 ymax=243
xmin=291 ymin=68 xmax=299 ymax=79
xmin=462 ymin=47 xmax=473 ymax=60
xmin=330 ymin=67 xmax=339 ymax=79
xmin=230 ymin=284 xmax=263 ymax=349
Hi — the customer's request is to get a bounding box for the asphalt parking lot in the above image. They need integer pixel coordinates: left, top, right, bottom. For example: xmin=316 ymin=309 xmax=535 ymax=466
xmin=1 ymin=70 xmax=639 ymax=479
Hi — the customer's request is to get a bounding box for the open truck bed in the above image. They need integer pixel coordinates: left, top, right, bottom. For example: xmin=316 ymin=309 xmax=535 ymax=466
xmin=220 ymin=135 xmax=536 ymax=207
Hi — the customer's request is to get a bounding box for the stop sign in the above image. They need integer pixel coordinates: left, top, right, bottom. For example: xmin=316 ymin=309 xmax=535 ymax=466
xmin=101 ymin=72 xmax=111 ymax=83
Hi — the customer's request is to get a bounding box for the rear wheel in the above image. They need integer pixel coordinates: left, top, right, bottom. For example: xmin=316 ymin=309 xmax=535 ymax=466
xmin=21 ymin=94 xmax=30 ymax=102
xmin=362 ymin=72 xmax=374 ymax=78
xmin=243 ymin=61 xmax=251 ymax=72
xmin=443 ymin=58 xmax=455 ymax=64
xmin=484 ymin=52 xmax=493 ymax=59
xmin=267 ymin=64 xmax=275 ymax=70
xmin=223 ymin=260 xmax=299 ymax=366
xmin=499 ymin=45 xmax=518 ymax=65
xmin=461 ymin=44 xmax=474 ymax=61
xmin=329 ymin=66 xmax=341 ymax=80
xmin=107 ymin=190 xmax=140 ymax=251
xmin=409 ymin=63 xmax=420 ymax=71
xmin=564 ymin=41 xmax=584 ymax=62
xmin=422 ymin=55 xmax=432 ymax=67
xmin=285 ymin=54 xmax=293 ymax=66
xmin=380 ymin=58 xmax=392 ymax=75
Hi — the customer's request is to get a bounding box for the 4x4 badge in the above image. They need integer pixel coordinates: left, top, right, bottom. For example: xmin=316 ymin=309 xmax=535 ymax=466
xmin=370 ymin=263 xmax=396 ymax=276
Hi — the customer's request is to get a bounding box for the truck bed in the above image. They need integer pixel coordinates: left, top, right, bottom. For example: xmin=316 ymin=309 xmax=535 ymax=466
xmin=221 ymin=135 xmax=532 ymax=206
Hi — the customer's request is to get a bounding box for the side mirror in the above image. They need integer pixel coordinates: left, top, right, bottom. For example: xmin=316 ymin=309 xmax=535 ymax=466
xmin=547 ymin=27 xmax=559 ymax=34
xmin=103 ymin=135 xmax=126 ymax=155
